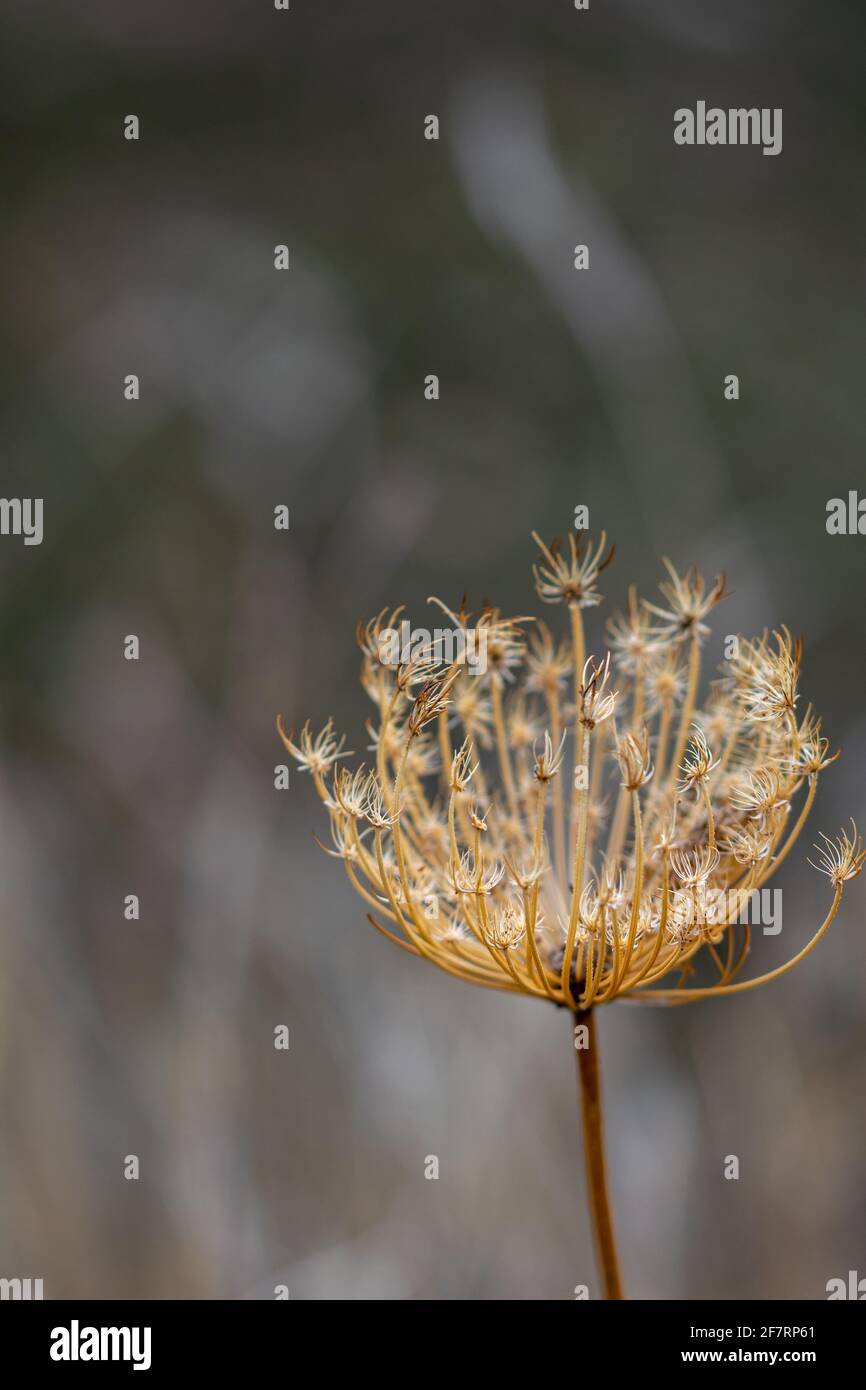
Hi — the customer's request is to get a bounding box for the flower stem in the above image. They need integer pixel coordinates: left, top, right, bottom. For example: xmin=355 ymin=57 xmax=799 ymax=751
xmin=573 ymin=1007 xmax=623 ymax=1299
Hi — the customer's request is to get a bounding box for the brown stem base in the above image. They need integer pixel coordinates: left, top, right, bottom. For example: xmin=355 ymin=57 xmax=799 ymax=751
xmin=574 ymin=1007 xmax=624 ymax=1300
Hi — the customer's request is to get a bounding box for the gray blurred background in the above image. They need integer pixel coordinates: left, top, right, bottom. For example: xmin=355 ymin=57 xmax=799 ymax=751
xmin=1 ymin=0 xmax=864 ymax=1299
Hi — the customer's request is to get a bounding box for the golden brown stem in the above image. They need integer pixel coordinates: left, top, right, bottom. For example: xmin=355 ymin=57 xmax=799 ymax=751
xmin=669 ymin=632 xmax=701 ymax=781
xmin=546 ymin=680 xmax=567 ymax=888
xmin=561 ymin=724 xmax=591 ymax=1006
xmin=491 ymin=678 xmax=518 ymax=817
xmin=573 ymin=1007 xmax=624 ymax=1300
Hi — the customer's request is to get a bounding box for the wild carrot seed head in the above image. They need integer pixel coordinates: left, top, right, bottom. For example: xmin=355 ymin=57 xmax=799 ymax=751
xmin=280 ymin=527 xmax=856 ymax=1007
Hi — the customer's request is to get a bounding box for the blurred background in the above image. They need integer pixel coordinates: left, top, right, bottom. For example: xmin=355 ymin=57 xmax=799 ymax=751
xmin=1 ymin=0 xmax=864 ymax=1299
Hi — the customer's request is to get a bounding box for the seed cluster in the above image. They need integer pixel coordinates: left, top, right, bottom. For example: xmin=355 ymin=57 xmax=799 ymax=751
xmin=280 ymin=530 xmax=862 ymax=1007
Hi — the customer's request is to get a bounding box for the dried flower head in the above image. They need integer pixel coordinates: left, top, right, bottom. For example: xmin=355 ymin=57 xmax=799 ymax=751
xmin=277 ymin=716 xmax=351 ymax=775
xmin=740 ymin=627 xmax=803 ymax=724
xmin=533 ymin=730 xmax=567 ymax=783
xmin=808 ymin=823 xmax=866 ymax=887
xmin=485 ymin=899 xmax=530 ymax=952
xmin=616 ymin=727 xmax=653 ymax=791
xmin=407 ymin=671 xmax=459 ymax=735
xmin=525 ymin=623 xmax=573 ymax=692
xmin=606 ymin=585 xmax=662 ymax=675
xmin=531 ymin=530 xmax=615 ymax=609
xmin=280 ymin=528 xmax=856 ymax=1009
xmin=677 ymin=725 xmax=720 ymax=795
xmin=643 ymin=558 xmax=728 ymax=645
xmin=578 ymin=653 xmax=618 ymax=730
xmin=449 ymin=738 xmax=478 ymax=793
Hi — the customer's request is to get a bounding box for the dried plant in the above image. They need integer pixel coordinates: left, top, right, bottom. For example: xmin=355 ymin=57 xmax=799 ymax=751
xmin=279 ymin=528 xmax=862 ymax=1299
